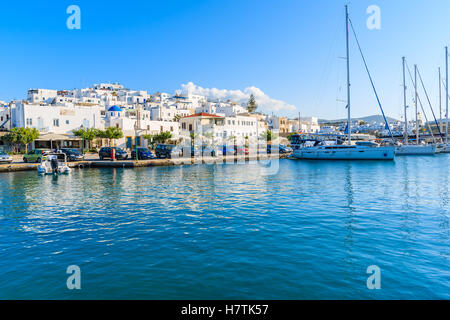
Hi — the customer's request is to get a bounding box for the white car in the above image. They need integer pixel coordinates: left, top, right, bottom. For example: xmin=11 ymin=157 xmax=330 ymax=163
xmin=0 ymin=150 xmax=13 ymax=164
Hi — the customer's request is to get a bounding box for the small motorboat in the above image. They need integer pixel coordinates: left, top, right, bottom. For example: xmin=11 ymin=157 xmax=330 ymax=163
xmin=37 ymin=152 xmax=71 ymax=175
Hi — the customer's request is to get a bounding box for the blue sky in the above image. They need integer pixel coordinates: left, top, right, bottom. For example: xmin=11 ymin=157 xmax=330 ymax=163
xmin=1 ymin=0 xmax=450 ymax=120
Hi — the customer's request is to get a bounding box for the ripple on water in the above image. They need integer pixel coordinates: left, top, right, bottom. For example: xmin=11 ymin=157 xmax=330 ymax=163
xmin=0 ymin=157 xmax=449 ymax=299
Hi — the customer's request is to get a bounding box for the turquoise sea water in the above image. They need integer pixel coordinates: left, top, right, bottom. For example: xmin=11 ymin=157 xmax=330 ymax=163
xmin=0 ymin=157 xmax=449 ymax=299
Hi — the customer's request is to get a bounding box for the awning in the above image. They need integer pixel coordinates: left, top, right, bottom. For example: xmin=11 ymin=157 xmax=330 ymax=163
xmin=36 ymin=133 xmax=81 ymax=141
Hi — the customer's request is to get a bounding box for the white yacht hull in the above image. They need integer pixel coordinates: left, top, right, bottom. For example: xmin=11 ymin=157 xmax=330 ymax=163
xmin=395 ymin=145 xmax=436 ymax=155
xmin=292 ymin=146 xmax=395 ymax=160
xmin=437 ymin=143 xmax=450 ymax=153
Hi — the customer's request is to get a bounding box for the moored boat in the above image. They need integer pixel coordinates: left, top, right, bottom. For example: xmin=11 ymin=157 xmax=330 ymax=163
xmin=292 ymin=141 xmax=395 ymax=160
xmin=37 ymin=152 xmax=71 ymax=175
xmin=395 ymin=144 xmax=436 ymax=155
xmin=290 ymin=6 xmax=396 ymax=161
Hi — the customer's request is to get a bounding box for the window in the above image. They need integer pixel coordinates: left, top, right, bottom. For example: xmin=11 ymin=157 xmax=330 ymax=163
xmin=26 ymin=118 xmax=33 ymax=126
xmin=170 ymin=126 xmax=173 ymax=132
xmin=66 ymin=120 xmax=70 ymax=125
xmin=53 ymin=119 xmax=59 ymax=127
xmin=189 ymin=124 xmax=193 ymax=131
xmin=182 ymin=122 xmax=186 ymax=130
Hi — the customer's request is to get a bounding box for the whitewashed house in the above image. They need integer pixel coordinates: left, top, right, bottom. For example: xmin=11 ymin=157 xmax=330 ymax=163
xmin=179 ymin=112 xmax=259 ymax=146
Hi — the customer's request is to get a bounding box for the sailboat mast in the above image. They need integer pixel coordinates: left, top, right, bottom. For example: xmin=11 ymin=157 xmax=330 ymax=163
xmin=415 ymin=64 xmax=419 ymax=144
xmin=439 ymin=67 xmax=442 ymax=133
xmin=345 ymin=5 xmax=351 ymax=145
xmin=446 ymin=46 xmax=449 ymax=144
xmin=402 ymin=57 xmax=408 ymax=144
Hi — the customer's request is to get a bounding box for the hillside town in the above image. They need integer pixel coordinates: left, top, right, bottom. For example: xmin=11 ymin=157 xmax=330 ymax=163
xmin=1 ymin=82 xmax=448 ymax=155
xmin=0 ymin=83 xmax=322 ymax=152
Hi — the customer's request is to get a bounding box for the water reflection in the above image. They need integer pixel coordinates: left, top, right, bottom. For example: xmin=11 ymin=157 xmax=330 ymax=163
xmin=0 ymin=157 xmax=449 ymax=299
xmin=343 ymin=163 xmax=355 ymax=272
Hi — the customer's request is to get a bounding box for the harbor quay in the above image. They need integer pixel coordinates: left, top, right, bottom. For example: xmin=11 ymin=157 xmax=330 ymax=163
xmin=0 ymin=153 xmax=287 ymax=173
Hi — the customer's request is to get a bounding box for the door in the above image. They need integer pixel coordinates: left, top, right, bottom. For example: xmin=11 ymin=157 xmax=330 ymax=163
xmin=126 ymin=137 xmax=132 ymax=149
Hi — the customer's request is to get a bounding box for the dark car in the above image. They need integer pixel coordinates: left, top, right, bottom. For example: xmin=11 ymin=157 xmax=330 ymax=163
xmin=99 ymin=147 xmax=128 ymax=160
xmin=155 ymin=144 xmax=176 ymax=159
xmin=58 ymin=148 xmax=84 ymax=161
xmin=267 ymin=144 xmax=293 ymax=154
xmin=131 ymin=147 xmax=155 ymax=160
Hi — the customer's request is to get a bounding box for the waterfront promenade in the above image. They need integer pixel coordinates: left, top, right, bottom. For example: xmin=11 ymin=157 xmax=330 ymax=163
xmin=0 ymin=153 xmax=286 ymax=173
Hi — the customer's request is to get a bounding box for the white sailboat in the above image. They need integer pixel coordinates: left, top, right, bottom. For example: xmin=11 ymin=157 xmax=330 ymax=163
xmin=395 ymin=58 xmax=436 ymax=156
xmin=292 ymin=6 xmax=395 ymax=161
xmin=441 ymin=46 xmax=450 ymax=153
xmin=396 ymin=144 xmax=436 ymax=155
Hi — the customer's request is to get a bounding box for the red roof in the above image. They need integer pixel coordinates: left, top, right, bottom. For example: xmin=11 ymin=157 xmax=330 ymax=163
xmin=183 ymin=112 xmax=224 ymax=118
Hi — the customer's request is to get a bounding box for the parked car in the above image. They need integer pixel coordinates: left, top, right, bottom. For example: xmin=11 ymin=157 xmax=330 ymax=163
xmin=23 ymin=149 xmax=50 ymax=163
xmin=235 ymin=146 xmax=249 ymax=155
xmin=280 ymin=145 xmax=293 ymax=153
xmin=170 ymin=145 xmax=184 ymax=158
xmin=155 ymin=144 xmax=176 ymax=159
xmin=58 ymin=148 xmax=84 ymax=161
xmin=201 ymin=145 xmax=222 ymax=157
xmin=267 ymin=144 xmax=293 ymax=154
xmin=131 ymin=147 xmax=155 ymax=160
xmin=99 ymin=147 xmax=128 ymax=160
xmin=191 ymin=146 xmax=202 ymax=157
xmin=0 ymin=150 xmax=13 ymax=164
xmin=222 ymin=145 xmax=235 ymax=156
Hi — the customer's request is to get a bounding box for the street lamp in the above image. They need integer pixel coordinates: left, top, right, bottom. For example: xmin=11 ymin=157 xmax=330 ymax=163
xmin=80 ymin=124 xmax=84 ymax=154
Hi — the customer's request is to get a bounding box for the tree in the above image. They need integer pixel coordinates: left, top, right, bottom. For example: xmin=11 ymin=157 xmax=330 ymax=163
xmin=22 ymin=128 xmax=40 ymax=153
xmin=247 ymin=94 xmax=258 ymax=113
xmin=173 ymin=114 xmax=182 ymax=122
xmin=143 ymin=133 xmax=154 ymax=149
xmin=260 ymin=130 xmax=276 ymax=143
xmin=287 ymin=132 xmax=300 ymax=141
xmin=153 ymin=131 xmax=173 ymax=144
xmin=1 ymin=127 xmax=39 ymax=153
xmin=102 ymin=127 xmax=123 ymax=146
xmin=1 ymin=127 xmax=20 ymax=153
xmin=73 ymin=128 xmax=99 ymax=151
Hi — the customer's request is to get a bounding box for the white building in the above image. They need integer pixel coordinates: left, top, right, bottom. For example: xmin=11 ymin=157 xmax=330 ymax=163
xmin=0 ymin=104 xmax=11 ymax=130
xmin=180 ymin=112 xmax=259 ymax=146
xmin=195 ymin=101 xmax=247 ymax=117
xmin=105 ymin=105 xmax=179 ymax=149
xmin=14 ymin=101 xmax=104 ymax=134
xmin=27 ymin=89 xmax=58 ymax=104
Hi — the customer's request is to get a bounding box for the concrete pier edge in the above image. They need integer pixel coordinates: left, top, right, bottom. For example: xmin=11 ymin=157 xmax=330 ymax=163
xmin=0 ymin=154 xmax=286 ymax=173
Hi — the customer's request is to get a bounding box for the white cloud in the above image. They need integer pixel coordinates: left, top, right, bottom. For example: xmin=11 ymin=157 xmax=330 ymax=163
xmin=180 ymin=82 xmax=296 ymax=114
